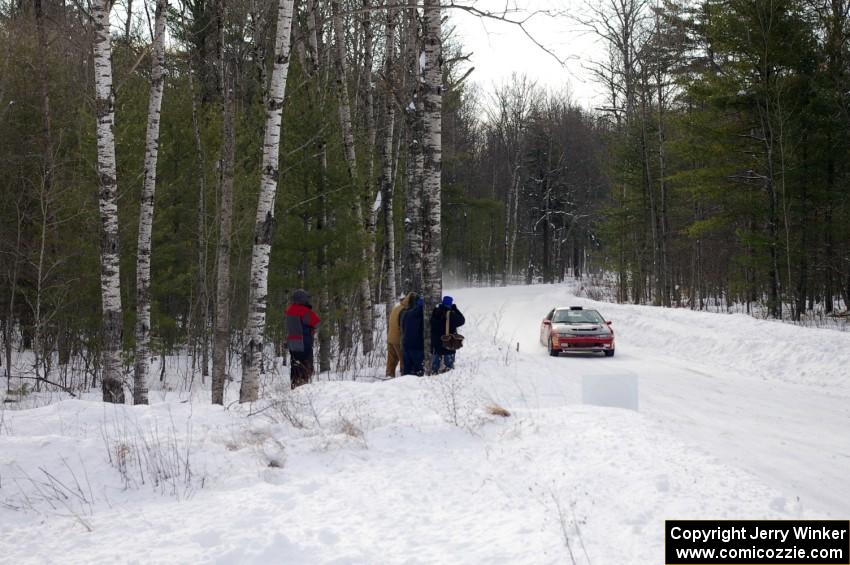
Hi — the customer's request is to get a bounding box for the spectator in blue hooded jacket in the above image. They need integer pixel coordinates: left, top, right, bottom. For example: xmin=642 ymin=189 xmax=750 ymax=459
xmin=400 ymin=295 xmax=425 ymax=376
xmin=430 ymin=295 xmax=465 ymax=373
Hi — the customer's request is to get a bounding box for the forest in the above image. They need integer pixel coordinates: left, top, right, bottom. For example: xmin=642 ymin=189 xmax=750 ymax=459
xmin=1 ymin=0 xmax=848 ymax=403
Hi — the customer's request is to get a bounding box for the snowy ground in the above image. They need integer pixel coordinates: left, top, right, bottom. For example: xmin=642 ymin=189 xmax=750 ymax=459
xmin=1 ymin=283 xmax=848 ymax=564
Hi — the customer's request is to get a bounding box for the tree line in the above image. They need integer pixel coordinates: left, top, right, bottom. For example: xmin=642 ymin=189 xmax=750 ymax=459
xmin=584 ymin=0 xmax=850 ymax=317
xmin=0 ymin=0 xmax=447 ymax=402
xmin=443 ymin=0 xmax=849 ymax=321
xmin=1 ymin=0 xmax=847 ymax=404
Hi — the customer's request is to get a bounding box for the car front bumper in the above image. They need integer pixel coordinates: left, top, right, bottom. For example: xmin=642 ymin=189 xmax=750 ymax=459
xmin=552 ymin=336 xmax=614 ymax=352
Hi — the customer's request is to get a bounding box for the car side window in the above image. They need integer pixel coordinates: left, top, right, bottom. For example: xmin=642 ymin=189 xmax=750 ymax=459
xmin=546 ymin=309 xmax=554 ymax=321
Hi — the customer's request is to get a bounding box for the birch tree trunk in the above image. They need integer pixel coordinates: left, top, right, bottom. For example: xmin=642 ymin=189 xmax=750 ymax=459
xmin=421 ymin=0 xmax=443 ymax=311
xmin=380 ymin=1 xmax=398 ymax=314
xmin=391 ymin=115 xmax=404 ymax=295
xmin=239 ymin=0 xmax=295 ymax=403
xmin=93 ymin=0 xmax=125 ymax=404
xmin=362 ymin=0 xmax=379 ymax=302
xmin=317 ymin=144 xmax=332 ymax=373
xmin=331 ymin=0 xmax=374 ymax=355
xmin=403 ymin=120 xmax=424 ymax=294
xmin=133 ymin=0 xmax=167 ymax=406
xmin=401 ymin=0 xmax=424 ymax=295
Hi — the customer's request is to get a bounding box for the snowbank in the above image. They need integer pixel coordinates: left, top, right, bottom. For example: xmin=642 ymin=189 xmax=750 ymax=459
xmin=1 ymin=282 xmax=845 ymax=563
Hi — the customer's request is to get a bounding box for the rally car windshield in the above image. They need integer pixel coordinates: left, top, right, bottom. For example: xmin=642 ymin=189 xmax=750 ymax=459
xmin=552 ymin=309 xmax=605 ymax=324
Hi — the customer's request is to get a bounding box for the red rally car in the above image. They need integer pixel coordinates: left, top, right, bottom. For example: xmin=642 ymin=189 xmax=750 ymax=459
xmin=540 ymin=306 xmax=615 ymax=357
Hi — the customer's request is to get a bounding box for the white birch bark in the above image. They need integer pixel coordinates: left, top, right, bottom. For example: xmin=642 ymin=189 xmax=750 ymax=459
xmin=239 ymin=0 xmax=295 ymax=403
xmin=380 ymin=1 xmax=398 ymax=313
xmin=404 ymin=123 xmax=424 ymax=294
xmin=421 ymin=0 xmax=443 ymax=311
xmin=305 ymin=0 xmax=321 ymax=76
xmin=317 ymin=143 xmax=332 ymax=372
xmin=362 ymin=0 xmax=379 ymax=300
xmin=331 ymin=0 xmax=374 ymax=355
xmin=401 ymin=0 xmax=424 ymax=295
xmin=133 ymin=0 xmax=167 ymax=406
xmin=391 ymin=116 xmax=404 ymax=295
xmin=93 ymin=0 xmax=125 ymax=403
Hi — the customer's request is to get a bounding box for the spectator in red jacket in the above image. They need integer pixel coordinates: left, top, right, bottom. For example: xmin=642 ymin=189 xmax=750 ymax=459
xmin=286 ymin=289 xmax=321 ymax=389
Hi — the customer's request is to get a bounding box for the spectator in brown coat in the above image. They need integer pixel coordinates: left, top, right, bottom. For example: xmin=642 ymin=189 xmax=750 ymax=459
xmin=386 ymin=292 xmax=414 ymax=377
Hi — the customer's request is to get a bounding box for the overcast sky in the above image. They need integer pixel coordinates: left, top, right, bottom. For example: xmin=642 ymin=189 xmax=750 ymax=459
xmin=447 ymin=0 xmax=607 ymax=112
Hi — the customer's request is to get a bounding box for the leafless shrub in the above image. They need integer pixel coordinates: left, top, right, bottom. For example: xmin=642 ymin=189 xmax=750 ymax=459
xmin=218 ymin=423 xmax=286 ymax=469
xmin=490 ymin=304 xmax=507 ymax=345
xmin=100 ymin=409 xmax=203 ymax=500
xmin=264 ymin=385 xmax=372 ymax=450
xmin=473 ymin=305 xmax=518 ymax=368
xmin=269 ymin=394 xmax=308 ymax=429
xmin=502 ymin=339 xmax=519 ymax=367
xmin=265 ymin=384 xmax=324 ymax=429
xmin=5 ymin=382 xmax=30 ymax=400
xmin=1 ymin=458 xmax=95 ymax=532
xmin=256 ymin=353 xmax=287 ymax=403
xmin=425 ymin=369 xmax=487 ymax=431
xmin=336 ymin=415 xmax=364 ymax=439
xmin=530 ymin=481 xmax=592 ymax=565
xmin=576 ymin=278 xmax=607 ymax=302
xmin=330 ymin=401 xmax=372 ymax=448
xmin=582 ymin=286 xmax=605 ymax=302
xmin=550 ymin=490 xmax=592 ymax=565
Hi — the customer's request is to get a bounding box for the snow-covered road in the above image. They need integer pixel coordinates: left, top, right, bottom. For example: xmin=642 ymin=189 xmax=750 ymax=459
xmin=452 ymin=283 xmax=850 ymax=518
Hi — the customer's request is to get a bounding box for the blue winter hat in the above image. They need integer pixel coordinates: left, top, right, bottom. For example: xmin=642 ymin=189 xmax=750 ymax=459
xmin=441 ymin=295 xmax=454 ymax=307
